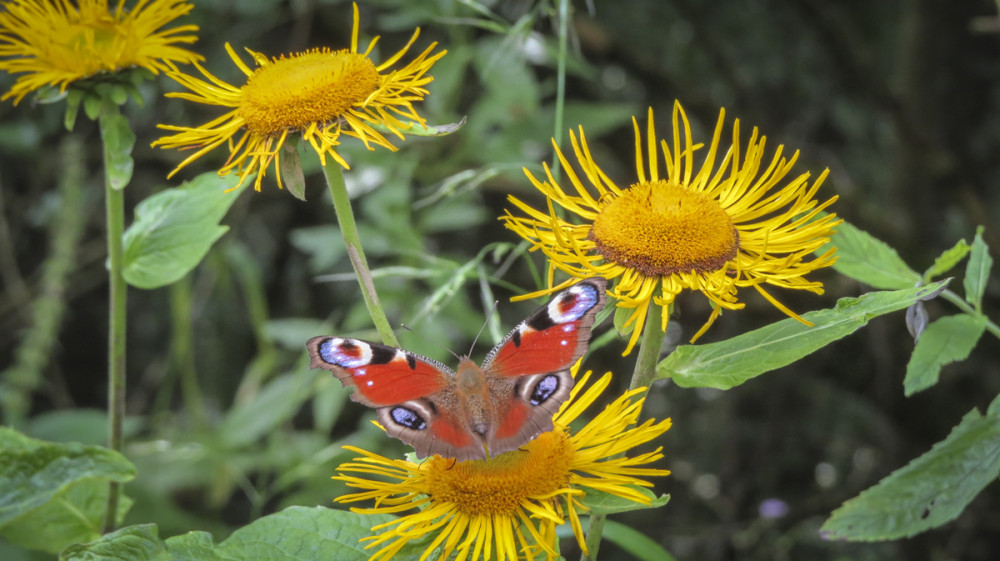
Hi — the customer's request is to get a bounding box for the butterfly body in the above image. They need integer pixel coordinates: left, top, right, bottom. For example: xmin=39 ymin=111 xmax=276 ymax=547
xmin=307 ymin=278 xmax=607 ymax=461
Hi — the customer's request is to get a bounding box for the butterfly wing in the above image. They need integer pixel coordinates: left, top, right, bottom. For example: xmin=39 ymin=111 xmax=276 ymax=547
xmin=306 ymin=336 xmax=486 ymax=460
xmin=480 ymin=277 xmax=607 ymax=455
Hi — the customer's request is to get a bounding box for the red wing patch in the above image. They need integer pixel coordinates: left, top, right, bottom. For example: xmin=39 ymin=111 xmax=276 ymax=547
xmin=306 ymin=337 xmax=449 ymax=405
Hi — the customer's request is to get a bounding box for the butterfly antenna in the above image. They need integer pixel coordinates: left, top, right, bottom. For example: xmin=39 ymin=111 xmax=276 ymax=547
xmin=400 ymin=324 xmax=462 ymax=361
xmin=468 ymin=300 xmax=500 ymax=357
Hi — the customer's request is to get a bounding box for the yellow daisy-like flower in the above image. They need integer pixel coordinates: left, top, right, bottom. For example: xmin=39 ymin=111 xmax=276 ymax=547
xmin=334 ymin=370 xmax=671 ymax=561
xmin=503 ymin=101 xmax=841 ymax=354
xmin=152 ymin=3 xmax=445 ymax=192
xmin=0 ymin=0 xmax=201 ymax=105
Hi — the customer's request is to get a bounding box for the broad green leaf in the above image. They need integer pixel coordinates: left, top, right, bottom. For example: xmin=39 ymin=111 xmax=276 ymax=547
xmin=820 ymin=219 xmax=920 ymax=289
xmin=164 ymin=506 xmax=402 ymax=561
xmin=582 ymin=487 xmax=669 ymax=515
xmin=99 ymin=110 xmax=135 ymax=191
xmin=218 ymin=368 xmax=326 ymax=449
xmin=963 ymin=226 xmax=992 ymax=310
xmin=0 ymin=428 xmax=135 ymax=526
xmin=60 ymin=524 xmax=165 ymax=561
xmin=603 ymin=519 xmax=678 ymax=561
xmin=122 ymin=172 xmax=247 ymax=289
xmin=3 ymin=480 xmax=132 ymax=553
xmin=923 ymin=238 xmax=971 ymax=281
xmin=904 ymin=314 xmax=987 ymax=395
xmin=821 ymin=396 xmax=1000 ymax=540
xmin=660 ymin=281 xmax=949 ymax=389
xmin=0 ymin=428 xmax=135 ymax=553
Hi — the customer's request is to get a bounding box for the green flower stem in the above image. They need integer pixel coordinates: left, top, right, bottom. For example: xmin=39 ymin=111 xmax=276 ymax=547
xmin=583 ymin=514 xmax=607 ymax=561
xmin=551 ymin=0 xmax=570 ymax=184
xmin=941 ymin=289 xmax=1000 ymax=340
xmin=322 ymin=162 xmax=399 ymax=347
xmin=583 ymin=303 xmax=667 ymax=561
xmin=630 ymin=303 xmax=666 ymax=391
xmin=102 ymin=149 xmax=127 ymax=534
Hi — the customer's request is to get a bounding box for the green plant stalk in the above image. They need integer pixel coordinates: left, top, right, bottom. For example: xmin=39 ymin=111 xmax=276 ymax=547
xmin=583 ymin=303 xmax=666 ymax=561
xmin=0 ymin=136 xmax=85 ymax=428
xmin=321 ymin=162 xmax=399 ymax=347
xmin=630 ymin=303 xmax=666 ymax=391
xmin=170 ymin=277 xmax=206 ymax=428
xmin=102 ymin=143 xmax=127 ymax=535
xmin=551 ymin=0 xmax=570 ymax=184
xmin=940 ymin=289 xmax=1000 ymax=339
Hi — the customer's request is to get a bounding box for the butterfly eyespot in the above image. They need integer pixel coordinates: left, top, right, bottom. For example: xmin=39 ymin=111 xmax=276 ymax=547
xmin=390 ymin=406 xmax=427 ymax=430
xmin=529 ymin=374 xmax=562 ymax=406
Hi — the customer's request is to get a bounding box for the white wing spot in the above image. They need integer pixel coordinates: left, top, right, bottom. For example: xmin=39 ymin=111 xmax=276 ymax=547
xmin=366 ymin=380 xmax=374 ymax=386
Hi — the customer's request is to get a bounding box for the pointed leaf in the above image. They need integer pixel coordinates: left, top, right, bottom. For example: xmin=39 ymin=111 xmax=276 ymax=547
xmin=820 ymin=395 xmax=1000 ymax=540
xmin=164 ymin=506 xmax=402 ymax=561
xmin=218 ymin=368 xmax=325 ymax=449
xmin=963 ymin=226 xmax=992 ymax=310
xmin=99 ymin=110 xmax=135 ymax=191
xmin=280 ymin=141 xmax=307 ymax=201
xmin=923 ymin=238 xmax=971 ymax=281
xmin=0 ymin=428 xmax=135 ymax=553
xmin=122 ymin=172 xmax=247 ymax=289
xmin=582 ymin=487 xmax=669 ymax=515
xmin=659 ymin=281 xmax=949 ymax=389
xmin=820 ymin=219 xmax=921 ymax=289
xmin=903 ymin=314 xmax=987 ymax=395
xmin=602 ymin=519 xmax=678 ymax=561
xmin=0 ymin=428 xmax=135 ymax=526
xmin=60 ymin=524 xmax=165 ymax=561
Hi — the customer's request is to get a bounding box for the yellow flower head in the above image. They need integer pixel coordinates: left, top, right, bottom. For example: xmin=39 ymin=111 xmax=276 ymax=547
xmin=503 ymin=101 xmax=841 ymax=354
xmin=152 ymin=3 xmax=445 ymax=192
xmin=0 ymin=0 xmax=201 ymax=105
xmin=334 ymin=370 xmax=671 ymax=561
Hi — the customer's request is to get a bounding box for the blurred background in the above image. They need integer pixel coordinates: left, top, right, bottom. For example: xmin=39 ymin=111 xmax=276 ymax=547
xmin=1 ymin=0 xmax=999 ymax=559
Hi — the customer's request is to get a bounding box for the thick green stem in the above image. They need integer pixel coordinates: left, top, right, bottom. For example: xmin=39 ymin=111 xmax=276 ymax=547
xmin=583 ymin=513 xmax=607 ymax=561
xmin=630 ymin=303 xmax=666 ymax=391
xmin=582 ymin=304 xmax=666 ymax=561
xmin=102 ymin=161 xmax=127 ymax=534
xmin=322 ymin=162 xmax=398 ymax=347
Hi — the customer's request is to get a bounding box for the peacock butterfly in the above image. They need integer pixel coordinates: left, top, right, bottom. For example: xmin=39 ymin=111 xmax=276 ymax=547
xmin=306 ymin=277 xmax=607 ymax=461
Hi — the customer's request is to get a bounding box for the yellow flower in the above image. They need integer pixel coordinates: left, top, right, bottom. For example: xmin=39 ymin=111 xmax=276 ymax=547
xmin=152 ymin=3 xmax=445 ymax=192
xmin=0 ymin=0 xmax=201 ymax=105
xmin=503 ymin=101 xmax=841 ymax=354
xmin=334 ymin=370 xmax=671 ymax=561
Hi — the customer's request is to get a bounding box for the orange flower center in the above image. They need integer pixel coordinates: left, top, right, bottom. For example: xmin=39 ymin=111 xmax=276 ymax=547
xmin=239 ymin=49 xmax=378 ymax=135
xmin=589 ymin=180 xmax=739 ymax=276
xmin=423 ymin=431 xmax=573 ymax=515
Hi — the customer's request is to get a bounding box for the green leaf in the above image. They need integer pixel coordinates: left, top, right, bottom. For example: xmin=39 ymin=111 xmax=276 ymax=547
xmin=3 ymin=480 xmax=132 ymax=553
xmin=820 ymin=400 xmax=1000 ymax=540
xmin=122 ymin=172 xmax=247 ymax=289
xmin=659 ymin=281 xmax=950 ymax=389
xmin=924 ymin=238 xmax=971 ymax=281
xmin=602 ymin=519 xmax=678 ymax=561
xmin=64 ymin=90 xmax=83 ymax=131
xmin=582 ymin=487 xmax=669 ymax=515
xmin=0 ymin=428 xmax=135 ymax=553
xmin=164 ymin=506 xmax=401 ymax=561
xmin=99 ymin=110 xmax=135 ymax=191
xmin=218 ymin=368 xmax=325 ymax=449
xmin=60 ymin=524 xmax=165 ymax=561
xmin=821 ymin=219 xmax=921 ymax=289
xmin=963 ymin=226 xmax=993 ymax=310
xmin=903 ymin=314 xmax=987 ymax=395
